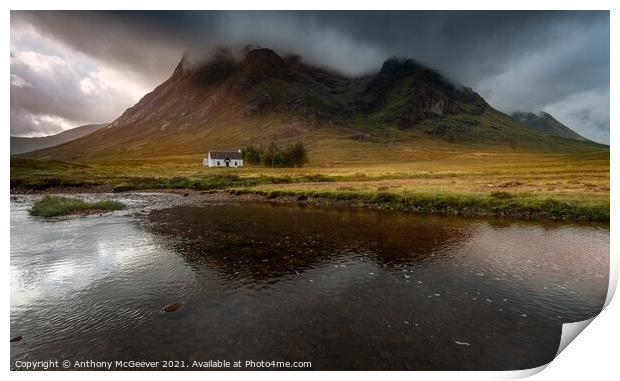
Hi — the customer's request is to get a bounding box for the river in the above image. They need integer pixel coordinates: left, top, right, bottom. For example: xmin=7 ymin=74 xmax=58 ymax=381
xmin=10 ymin=193 xmax=609 ymax=370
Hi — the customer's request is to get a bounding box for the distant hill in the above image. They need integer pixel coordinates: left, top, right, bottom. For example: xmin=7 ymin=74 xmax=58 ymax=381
xmin=23 ymin=47 xmax=605 ymax=163
xmin=11 ymin=123 xmax=108 ymax=155
xmin=511 ymin=112 xmax=588 ymax=141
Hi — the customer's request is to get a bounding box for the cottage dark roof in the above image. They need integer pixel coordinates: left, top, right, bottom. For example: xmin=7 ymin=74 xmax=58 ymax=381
xmin=209 ymin=151 xmax=242 ymax=160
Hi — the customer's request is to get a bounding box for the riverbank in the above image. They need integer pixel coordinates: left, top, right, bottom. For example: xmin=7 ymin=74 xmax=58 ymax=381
xmin=225 ymin=188 xmax=608 ymax=222
xmin=11 ymin=187 xmax=609 ymax=222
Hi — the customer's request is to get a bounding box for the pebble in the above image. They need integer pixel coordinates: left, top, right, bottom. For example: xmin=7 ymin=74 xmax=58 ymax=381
xmin=162 ymin=303 xmax=184 ymax=313
xmin=455 ymin=341 xmax=471 ymax=346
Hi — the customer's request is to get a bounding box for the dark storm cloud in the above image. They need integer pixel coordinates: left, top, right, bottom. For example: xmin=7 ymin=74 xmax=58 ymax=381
xmin=10 ymin=11 xmax=609 ymax=143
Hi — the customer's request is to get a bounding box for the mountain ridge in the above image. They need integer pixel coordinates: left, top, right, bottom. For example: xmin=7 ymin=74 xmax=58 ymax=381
xmin=511 ymin=111 xmax=588 ymax=141
xmin=22 ymin=47 xmax=605 ymax=163
xmin=11 ymin=123 xmax=108 ymax=155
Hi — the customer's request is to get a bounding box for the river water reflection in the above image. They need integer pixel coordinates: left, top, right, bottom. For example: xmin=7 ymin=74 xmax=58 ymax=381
xmin=10 ymin=194 xmax=609 ymax=370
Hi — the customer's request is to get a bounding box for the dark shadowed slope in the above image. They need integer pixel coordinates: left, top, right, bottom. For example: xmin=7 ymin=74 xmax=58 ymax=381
xmin=23 ymin=48 xmax=606 ymax=163
xmin=11 ymin=123 xmax=108 ymax=155
xmin=511 ymin=112 xmax=589 ymax=141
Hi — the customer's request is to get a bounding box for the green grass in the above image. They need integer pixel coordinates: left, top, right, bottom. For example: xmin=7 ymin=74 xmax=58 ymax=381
xmin=29 ymin=195 xmax=126 ymax=217
xmin=111 ymin=175 xmax=260 ymax=192
xmin=110 ymin=174 xmax=335 ymax=192
xmin=227 ymin=188 xmax=609 ymax=222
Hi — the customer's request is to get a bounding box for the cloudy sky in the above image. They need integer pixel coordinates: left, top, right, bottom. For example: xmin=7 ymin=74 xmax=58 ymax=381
xmin=10 ymin=11 xmax=610 ymax=143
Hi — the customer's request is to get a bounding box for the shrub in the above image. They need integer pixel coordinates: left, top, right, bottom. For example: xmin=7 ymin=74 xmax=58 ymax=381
xmin=242 ymin=141 xmax=309 ymax=167
xmin=242 ymin=145 xmax=263 ymax=165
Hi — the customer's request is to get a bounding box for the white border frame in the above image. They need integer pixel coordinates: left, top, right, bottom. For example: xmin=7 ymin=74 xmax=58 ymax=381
xmin=3 ymin=2 xmax=616 ymax=380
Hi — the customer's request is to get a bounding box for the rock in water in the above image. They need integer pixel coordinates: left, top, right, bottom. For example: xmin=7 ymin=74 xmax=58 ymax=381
xmin=10 ymin=336 xmax=22 ymax=343
xmin=162 ymin=303 xmax=184 ymax=312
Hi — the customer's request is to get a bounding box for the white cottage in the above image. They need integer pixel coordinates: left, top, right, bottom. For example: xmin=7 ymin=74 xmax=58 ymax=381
xmin=203 ymin=150 xmax=244 ymax=168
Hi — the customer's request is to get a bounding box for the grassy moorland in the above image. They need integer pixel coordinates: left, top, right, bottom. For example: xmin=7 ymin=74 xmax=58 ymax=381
xmin=29 ymin=195 xmax=125 ymax=217
xmin=11 ymin=144 xmax=609 ymax=222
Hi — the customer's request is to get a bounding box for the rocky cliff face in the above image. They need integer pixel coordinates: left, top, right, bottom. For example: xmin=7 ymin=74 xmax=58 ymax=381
xmin=363 ymin=58 xmax=489 ymax=129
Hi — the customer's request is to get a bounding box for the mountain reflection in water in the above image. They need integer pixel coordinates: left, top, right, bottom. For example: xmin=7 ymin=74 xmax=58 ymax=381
xmin=11 ymin=197 xmax=609 ymax=370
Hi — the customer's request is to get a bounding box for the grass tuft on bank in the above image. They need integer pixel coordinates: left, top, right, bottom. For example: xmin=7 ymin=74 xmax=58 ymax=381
xmin=29 ymin=195 xmax=126 ymax=217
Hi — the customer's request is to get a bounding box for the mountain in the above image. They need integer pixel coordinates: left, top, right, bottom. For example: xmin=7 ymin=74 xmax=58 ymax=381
xmin=11 ymin=123 xmax=108 ymax=155
xmin=511 ymin=112 xmax=588 ymax=141
xmin=23 ymin=47 xmax=604 ymax=163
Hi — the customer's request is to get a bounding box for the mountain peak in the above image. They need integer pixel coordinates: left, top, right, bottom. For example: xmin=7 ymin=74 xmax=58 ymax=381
xmin=379 ymin=57 xmax=425 ymax=76
xmin=242 ymin=48 xmax=283 ymax=66
xmin=538 ymin=111 xmax=554 ymax=119
xmin=231 ymin=48 xmax=286 ymax=90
